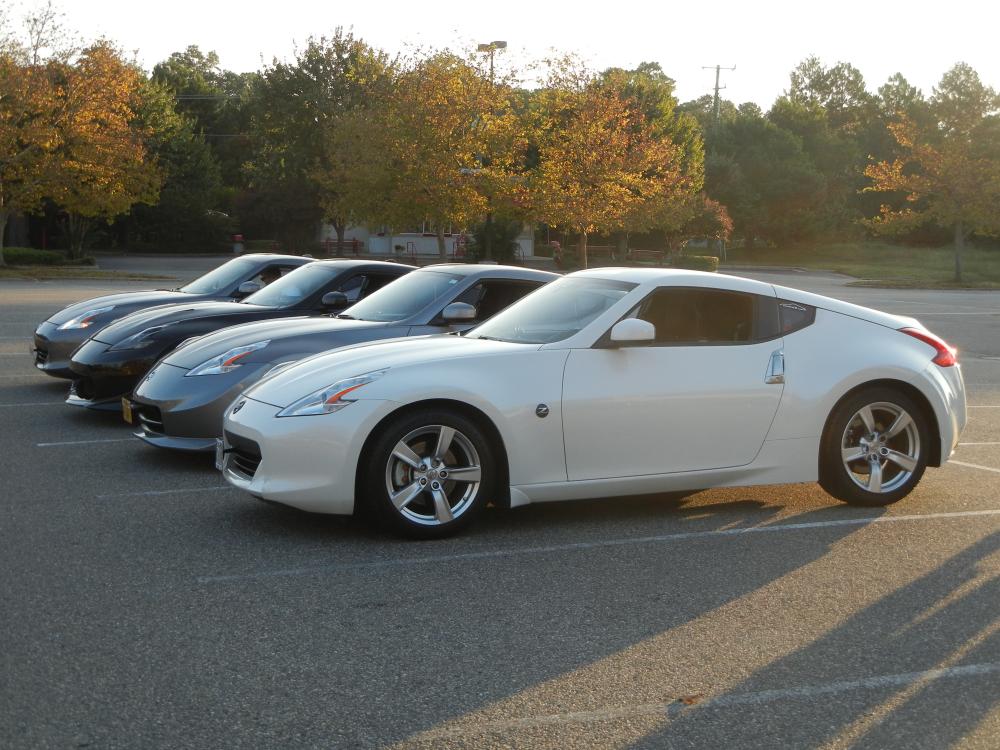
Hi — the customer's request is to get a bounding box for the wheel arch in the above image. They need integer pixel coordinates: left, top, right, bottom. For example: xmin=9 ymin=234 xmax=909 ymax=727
xmin=354 ymin=398 xmax=512 ymax=508
xmin=820 ymin=378 xmax=943 ymax=468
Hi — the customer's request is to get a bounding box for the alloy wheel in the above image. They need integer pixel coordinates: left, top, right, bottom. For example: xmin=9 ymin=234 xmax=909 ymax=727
xmin=384 ymin=425 xmax=482 ymax=526
xmin=840 ymin=401 xmax=921 ymax=494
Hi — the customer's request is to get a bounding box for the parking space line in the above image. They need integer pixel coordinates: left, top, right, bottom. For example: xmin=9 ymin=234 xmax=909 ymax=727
xmin=968 ymin=405 xmax=1000 ymax=408
xmin=412 ymin=662 xmax=1000 ymax=737
xmin=97 ymin=485 xmax=230 ymax=499
xmin=36 ymin=437 xmax=135 ymax=447
xmin=950 ymin=460 xmax=1000 ymax=475
xmin=0 ymin=401 xmax=64 ymax=407
xmin=197 ymin=508 xmax=1000 ymax=584
xmin=958 ymin=442 xmax=1000 ymax=446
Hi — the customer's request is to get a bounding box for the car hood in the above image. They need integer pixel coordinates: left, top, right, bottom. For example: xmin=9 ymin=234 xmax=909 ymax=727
xmin=90 ymin=301 xmax=271 ymax=344
xmin=246 ymin=335 xmax=532 ymax=408
xmin=46 ymin=290 xmax=197 ymax=326
xmin=164 ymin=316 xmax=390 ymax=369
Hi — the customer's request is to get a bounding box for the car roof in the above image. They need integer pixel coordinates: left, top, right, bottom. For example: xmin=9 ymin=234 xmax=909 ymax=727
xmin=239 ymin=253 xmax=313 ymax=264
xmin=295 ymin=259 xmax=417 ymax=271
xmin=569 ymin=266 xmax=773 ymax=295
xmin=417 ymin=263 xmax=559 ymax=282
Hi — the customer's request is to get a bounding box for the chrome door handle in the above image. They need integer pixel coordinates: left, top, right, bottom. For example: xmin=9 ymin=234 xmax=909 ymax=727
xmin=765 ymin=350 xmax=785 ymax=384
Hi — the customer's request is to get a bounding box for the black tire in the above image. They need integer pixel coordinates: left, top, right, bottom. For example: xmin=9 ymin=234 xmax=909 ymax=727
xmin=359 ymin=408 xmax=497 ymax=539
xmin=819 ymin=386 xmax=930 ymax=507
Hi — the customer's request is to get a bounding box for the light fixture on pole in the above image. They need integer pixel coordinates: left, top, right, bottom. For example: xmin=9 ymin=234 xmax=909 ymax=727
xmin=477 ymin=40 xmax=507 ymax=81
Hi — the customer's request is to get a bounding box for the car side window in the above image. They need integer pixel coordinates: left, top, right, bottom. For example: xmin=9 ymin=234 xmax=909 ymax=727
xmin=359 ymin=273 xmax=403 ymax=299
xmin=336 ymin=275 xmax=366 ymax=302
xmin=453 ymin=280 xmax=543 ymax=321
xmin=632 ymin=288 xmax=759 ymax=345
xmin=246 ymin=264 xmax=297 ymax=288
xmin=778 ymin=299 xmax=817 ymax=334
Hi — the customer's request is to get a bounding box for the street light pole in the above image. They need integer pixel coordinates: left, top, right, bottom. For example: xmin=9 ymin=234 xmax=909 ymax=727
xmin=477 ymin=41 xmax=507 ymax=261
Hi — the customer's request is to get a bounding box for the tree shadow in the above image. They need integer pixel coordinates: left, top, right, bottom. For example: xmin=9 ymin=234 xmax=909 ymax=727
xmin=631 ymin=530 xmax=1000 ymax=749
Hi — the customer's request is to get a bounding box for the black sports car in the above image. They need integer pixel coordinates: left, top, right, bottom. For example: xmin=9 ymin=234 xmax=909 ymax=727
xmin=32 ymin=254 xmax=312 ymax=378
xmin=67 ymin=260 xmax=414 ymax=409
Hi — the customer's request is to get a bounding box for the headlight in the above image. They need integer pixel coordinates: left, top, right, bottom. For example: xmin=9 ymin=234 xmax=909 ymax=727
xmin=186 ymin=340 xmax=270 ymax=377
xmin=108 ymin=325 xmax=169 ymax=351
xmin=276 ymin=369 xmax=386 ymax=417
xmin=58 ymin=306 xmax=114 ymax=330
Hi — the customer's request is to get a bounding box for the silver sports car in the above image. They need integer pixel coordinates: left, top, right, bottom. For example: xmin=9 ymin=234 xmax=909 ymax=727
xmin=126 ymin=264 xmax=558 ymax=451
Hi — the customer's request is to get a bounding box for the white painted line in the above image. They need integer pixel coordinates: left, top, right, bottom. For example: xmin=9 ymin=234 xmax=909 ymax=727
xmin=969 ymin=405 xmax=1000 ymax=409
xmin=958 ymin=442 xmax=1000 ymax=446
xmin=0 ymin=336 xmax=30 ymax=340
xmin=36 ymin=437 xmax=135 ymax=447
xmin=97 ymin=485 xmax=230 ymax=499
xmin=950 ymin=460 xmax=1000 ymax=475
xmin=918 ymin=311 xmax=1000 ymax=315
xmin=0 ymin=401 xmax=63 ymax=407
xmin=415 ymin=662 xmax=1000 ymax=736
xmin=0 ymin=352 xmax=30 ymax=355
xmin=197 ymin=507 xmax=1000 ymax=584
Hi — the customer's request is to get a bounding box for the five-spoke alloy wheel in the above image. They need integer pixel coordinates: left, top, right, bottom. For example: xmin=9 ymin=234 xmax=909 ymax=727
xmin=820 ymin=387 xmax=929 ymax=506
xmin=362 ymin=409 xmax=496 ymax=538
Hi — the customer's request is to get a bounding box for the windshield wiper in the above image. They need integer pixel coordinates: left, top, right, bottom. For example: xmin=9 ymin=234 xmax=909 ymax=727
xmin=335 ymin=313 xmax=355 ymax=319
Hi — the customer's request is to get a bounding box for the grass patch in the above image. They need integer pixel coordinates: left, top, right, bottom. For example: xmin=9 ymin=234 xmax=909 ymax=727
xmin=725 ymin=242 xmax=1000 ymax=288
xmin=0 ymin=267 xmax=172 ymax=281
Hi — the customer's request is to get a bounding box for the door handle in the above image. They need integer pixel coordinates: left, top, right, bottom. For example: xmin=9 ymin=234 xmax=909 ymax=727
xmin=765 ymin=350 xmax=784 ymax=384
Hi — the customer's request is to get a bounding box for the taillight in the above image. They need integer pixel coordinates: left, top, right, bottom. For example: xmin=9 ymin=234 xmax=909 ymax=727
xmin=900 ymin=327 xmax=957 ymax=367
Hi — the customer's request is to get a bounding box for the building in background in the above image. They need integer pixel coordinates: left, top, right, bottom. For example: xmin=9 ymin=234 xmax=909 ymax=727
xmin=318 ymin=222 xmax=536 ymax=259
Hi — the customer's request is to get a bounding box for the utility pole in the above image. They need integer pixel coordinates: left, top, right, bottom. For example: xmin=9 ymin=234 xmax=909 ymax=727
xmin=476 ymin=40 xmax=507 ymax=261
xmin=702 ymin=64 xmax=736 ymax=122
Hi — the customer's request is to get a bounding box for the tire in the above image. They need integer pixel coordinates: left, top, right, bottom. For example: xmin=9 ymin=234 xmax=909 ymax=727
xmin=359 ymin=408 xmax=497 ymax=539
xmin=819 ymin=386 xmax=929 ymax=507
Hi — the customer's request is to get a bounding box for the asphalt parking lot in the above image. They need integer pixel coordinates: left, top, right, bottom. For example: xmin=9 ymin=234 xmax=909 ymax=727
xmin=2 ymin=262 xmax=999 ymax=749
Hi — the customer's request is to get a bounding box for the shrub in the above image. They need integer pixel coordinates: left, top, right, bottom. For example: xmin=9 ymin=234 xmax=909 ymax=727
xmin=2 ymin=247 xmax=96 ymax=266
xmin=669 ymin=254 xmax=719 ymax=272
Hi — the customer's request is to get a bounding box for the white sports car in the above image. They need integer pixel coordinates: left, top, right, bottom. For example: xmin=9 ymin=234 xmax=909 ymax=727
xmin=219 ymin=268 xmax=967 ymax=538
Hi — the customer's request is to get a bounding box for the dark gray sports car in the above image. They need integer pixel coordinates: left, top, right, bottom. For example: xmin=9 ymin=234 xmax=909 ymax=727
xmin=31 ymin=254 xmax=313 ymax=378
xmin=68 ymin=260 xmax=414 ymax=409
xmin=127 ymin=264 xmax=558 ymax=451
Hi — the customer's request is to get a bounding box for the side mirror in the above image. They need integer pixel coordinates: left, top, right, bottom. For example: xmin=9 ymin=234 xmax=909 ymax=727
xmin=235 ymin=281 xmax=261 ymax=297
xmin=609 ymin=318 xmax=655 ymax=345
xmin=321 ymin=291 xmax=350 ymax=310
xmin=442 ymin=302 xmax=477 ymax=322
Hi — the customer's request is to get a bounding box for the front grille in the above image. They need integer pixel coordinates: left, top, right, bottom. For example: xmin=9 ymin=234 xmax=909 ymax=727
xmin=34 ymin=347 xmax=49 ymax=365
xmin=135 ymin=404 xmax=164 ymax=434
xmin=224 ymin=430 xmax=262 ymax=480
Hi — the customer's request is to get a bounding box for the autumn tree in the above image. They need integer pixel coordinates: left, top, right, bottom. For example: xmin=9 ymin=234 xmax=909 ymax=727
xmin=865 ymin=63 xmax=1000 ymax=281
xmin=333 ymin=49 xmax=522 ymax=258
xmin=49 ymin=42 xmax=162 ymax=255
xmin=0 ymin=2 xmax=67 ymax=264
xmin=527 ymin=59 xmax=702 ymax=267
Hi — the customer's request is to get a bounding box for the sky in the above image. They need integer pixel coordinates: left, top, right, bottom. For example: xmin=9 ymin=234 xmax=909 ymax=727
xmin=8 ymin=0 xmax=1000 ymax=107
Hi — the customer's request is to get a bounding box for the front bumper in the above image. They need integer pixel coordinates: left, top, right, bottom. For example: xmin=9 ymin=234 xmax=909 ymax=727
xmin=221 ymin=395 xmax=395 ymax=515
xmin=68 ymin=338 xmax=158 ymax=402
xmin=32 ymin=321 xmax=83 ymax=379
xmin=129 ymin=362 xmax=268 ymax=451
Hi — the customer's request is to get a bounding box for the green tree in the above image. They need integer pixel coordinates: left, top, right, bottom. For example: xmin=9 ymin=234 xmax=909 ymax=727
xmin=116 ymin=77 xmax=225 ymax=251
xmin=152 ymin=46 xmax=255 ymax=186
xmin=865 ymin=64 xmax=1000 ymax=281
xmin=705 ymin=106 xmax=826 ymax=246
xmin=243 ymin=29 xmax=390 ymax=249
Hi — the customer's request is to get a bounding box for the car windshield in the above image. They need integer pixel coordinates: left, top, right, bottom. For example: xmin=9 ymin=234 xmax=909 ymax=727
xmin=179 ymin=258 xmax=260 ymax=295
xmin=342 ymin=270 xmax=463 ymax=322
xmin=467 ymin=277 xmax=637 ymax=344
xmin=243 ymin=264 xmax=343 ymax=308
